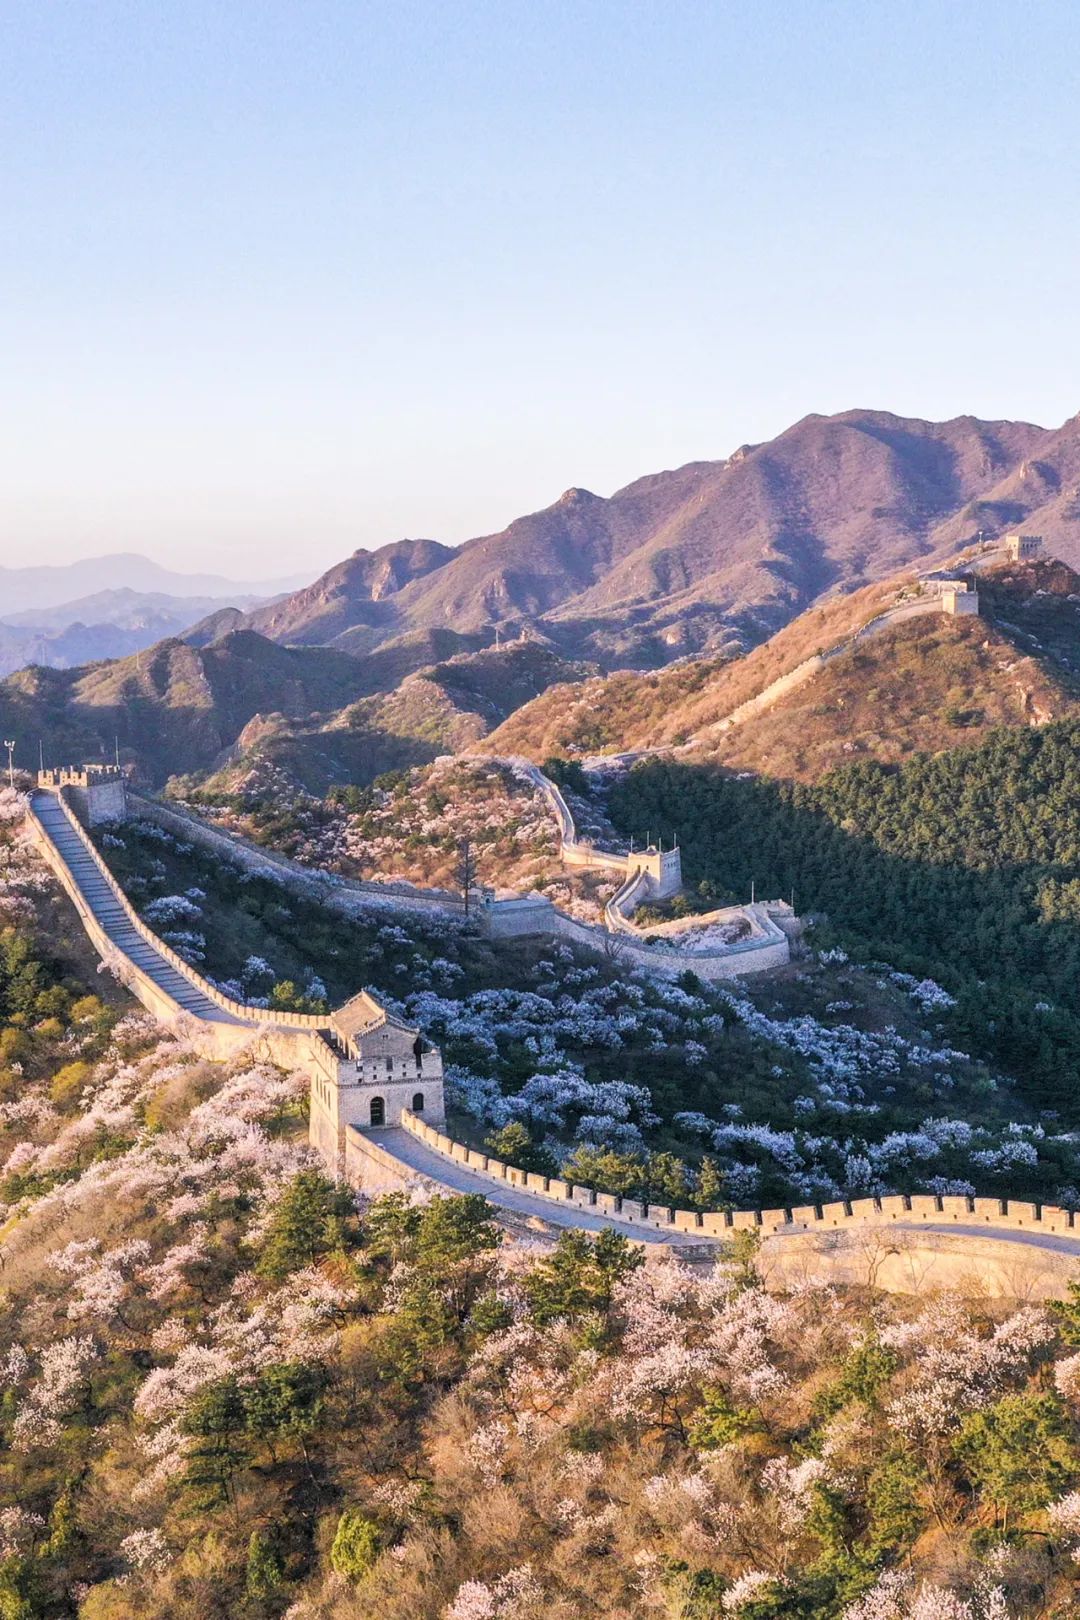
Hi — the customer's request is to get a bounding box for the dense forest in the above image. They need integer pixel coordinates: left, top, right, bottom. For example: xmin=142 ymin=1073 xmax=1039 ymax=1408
xmin=608 ymin=721 xmax=1080 ymax=1122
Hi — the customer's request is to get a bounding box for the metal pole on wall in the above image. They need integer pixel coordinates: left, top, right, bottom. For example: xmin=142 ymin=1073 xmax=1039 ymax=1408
xmin=3 ymin=740 xmax=13 ymax=791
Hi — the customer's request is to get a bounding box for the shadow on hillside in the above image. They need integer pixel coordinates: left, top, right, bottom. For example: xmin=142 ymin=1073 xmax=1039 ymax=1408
xmin=608 ymin=753 xmax=1080 ymax=1123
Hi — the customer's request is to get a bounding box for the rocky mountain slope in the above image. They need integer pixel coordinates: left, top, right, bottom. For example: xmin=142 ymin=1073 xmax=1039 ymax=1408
xmin=490 ymin=557 xmax=1080 ymax=779
xmin=0 ymin=628 xmax=592 ymax=793
xmin=183 ymin=640 xmax=595 ymax=798
xmin=232 ymin=408 xmax=1080 ymax=664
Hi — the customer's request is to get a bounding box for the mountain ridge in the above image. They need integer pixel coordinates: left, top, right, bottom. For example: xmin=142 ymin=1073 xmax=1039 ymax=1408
xmin=231 ymin=407 xmax=1070 ymax=665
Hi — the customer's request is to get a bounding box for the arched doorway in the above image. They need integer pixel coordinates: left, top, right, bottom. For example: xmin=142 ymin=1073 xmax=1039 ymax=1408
xmin=369 ymin=1096 xmax=385 ymax=1127
xmin=412 ymin=1092 xmax=425 ymax=1113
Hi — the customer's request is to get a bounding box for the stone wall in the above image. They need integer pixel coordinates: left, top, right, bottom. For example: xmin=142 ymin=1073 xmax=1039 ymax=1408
xmin=395 ymin=1109 xmax=1080 ymax=1296
xmin=478 ymin=895 xmax=557 ymax=938
xmin=343 ymin=1127 xmax=441 ymax=1195
xmin=131 ymin=796 xmax=466 ymax=918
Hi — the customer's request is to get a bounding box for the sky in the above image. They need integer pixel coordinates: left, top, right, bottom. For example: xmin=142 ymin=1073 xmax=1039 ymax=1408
xmin=2 ymin=0 xmax=1079 ymax=582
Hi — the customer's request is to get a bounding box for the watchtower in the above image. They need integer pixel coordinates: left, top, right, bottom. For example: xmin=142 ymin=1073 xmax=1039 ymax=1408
xmin=37 ymin=765 xmax=128 ymax=827
xmin=308 ymin=990 xmax=445 ymax=1173
xmin=627 ymin=843 xmax=683 ymax=900
xmin=1004 ymin=533 xmax=1043 ymax=562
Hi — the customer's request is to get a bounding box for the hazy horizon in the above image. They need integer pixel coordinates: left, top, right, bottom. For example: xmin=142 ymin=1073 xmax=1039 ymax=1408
xmin=3 ymin=0 xmax=1080 ymax=576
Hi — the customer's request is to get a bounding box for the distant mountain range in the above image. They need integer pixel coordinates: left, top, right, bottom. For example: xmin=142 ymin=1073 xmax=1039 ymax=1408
xmin=0 ymin=552 xmax=311 ymax=615
xmin=0 ymin=555 xmax=315 ymax=679
xmin=5 ymin=405 xmax=1080 ymax=790
xmin=0 ymin=588 xmax=283 ymax=679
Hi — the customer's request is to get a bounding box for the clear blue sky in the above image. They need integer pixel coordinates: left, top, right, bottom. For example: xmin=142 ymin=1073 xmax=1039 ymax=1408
xmin=2 ymin=0 xmax=1078 ymax=580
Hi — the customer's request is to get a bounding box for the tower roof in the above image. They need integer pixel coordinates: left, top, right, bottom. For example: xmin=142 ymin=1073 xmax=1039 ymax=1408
xmin=331 ymin=990 xmax=418 ymax=1043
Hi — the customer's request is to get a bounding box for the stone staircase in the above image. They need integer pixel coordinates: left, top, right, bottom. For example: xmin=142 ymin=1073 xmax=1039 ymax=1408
xmin=30 ymin=790 xmax=242 ymax=1025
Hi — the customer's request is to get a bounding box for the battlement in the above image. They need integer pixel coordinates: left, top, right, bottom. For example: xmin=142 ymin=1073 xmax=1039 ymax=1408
xmin=627 ymin=843 xmax=682 ymax=899
xmin=38 ymin=764 xmax=124 ymax=790
xmin=1004 ymin=532 xmax=1043 ymax=562
xmin=39 ymin=765 xmax=128 ymax=827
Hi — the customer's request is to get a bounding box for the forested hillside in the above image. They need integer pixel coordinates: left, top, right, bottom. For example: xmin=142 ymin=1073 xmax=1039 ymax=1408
xmin=609 ymin=722 xmax=1080 ymax=1120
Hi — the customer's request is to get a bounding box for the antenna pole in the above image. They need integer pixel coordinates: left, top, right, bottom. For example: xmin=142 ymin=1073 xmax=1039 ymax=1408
xmin=3 ymin=740 xmax=14 ymax=792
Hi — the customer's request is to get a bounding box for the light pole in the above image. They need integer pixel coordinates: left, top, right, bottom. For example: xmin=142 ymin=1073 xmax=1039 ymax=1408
xmin=3 ymin=740 xmax=14 ymax=792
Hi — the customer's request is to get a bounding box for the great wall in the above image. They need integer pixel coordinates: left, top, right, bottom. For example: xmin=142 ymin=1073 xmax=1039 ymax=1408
xmin=20 ymin=710 xmax=1080 ymax=1299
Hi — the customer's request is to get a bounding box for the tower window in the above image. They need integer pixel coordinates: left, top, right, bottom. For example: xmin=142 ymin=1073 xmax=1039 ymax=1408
xmin=412 ymin=1092 xmax=425 ymax=1112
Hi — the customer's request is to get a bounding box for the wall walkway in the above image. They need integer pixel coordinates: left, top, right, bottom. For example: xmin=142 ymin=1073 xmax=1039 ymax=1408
xmin=20 ymin=790 xmax=1080 ymax=1294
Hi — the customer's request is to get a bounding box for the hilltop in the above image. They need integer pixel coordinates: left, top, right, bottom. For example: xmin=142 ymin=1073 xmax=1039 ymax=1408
xmin=490 ymin=557 xmax=1080 ymax=779
xmin=226 ymin=407 xmax=1080 ymax=664
xmin=0 ymin=629 xmax=592 ymax=794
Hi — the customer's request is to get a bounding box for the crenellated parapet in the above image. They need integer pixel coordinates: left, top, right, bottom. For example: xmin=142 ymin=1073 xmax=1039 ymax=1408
xmin=38 ymin=765 xmax=127 ymax=827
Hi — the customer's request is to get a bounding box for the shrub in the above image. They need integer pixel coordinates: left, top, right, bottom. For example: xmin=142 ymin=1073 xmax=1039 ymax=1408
xmin=49 ymin=1060 xmax=92 ymax=1110
xmin=329 ymin=1508 xmax=380 ymax=1580
xmin=256 ymin=1170 xmax=356 ymax=1280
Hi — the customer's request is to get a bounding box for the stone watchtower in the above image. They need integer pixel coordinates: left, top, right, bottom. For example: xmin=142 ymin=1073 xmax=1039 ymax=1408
xmin=627 ymin=843 xmax=682 ymax=901
xmin=308 ymin=989 xmax=445 ymax=1173
xmin=1004 ymin=533 xmax=1043 ymax=563
xmin=38 ymin=765 xmax=127 ymax=827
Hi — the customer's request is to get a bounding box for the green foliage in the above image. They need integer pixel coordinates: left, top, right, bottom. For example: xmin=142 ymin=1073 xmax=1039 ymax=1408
xmin=243 ymin=1362 xmax=328 ymax=1451
xmin=245 ymin=1529 xmax=283 ymax=1599
xmin=48 ymin=1059 xmax=91 ymax=1110
xmin=864 ymin=1448 xmax=925 ymax=1562
xmin=1051 ymin=1279 xmax=1080 ymax=1345
xmin=268 ymin=979 xmax=328 ymax=1015
xmin=542 ymin=756 xmax=590 ymax=795
xmin=256 ymin=1170 xmax=356 ymax=1280
xmin=329 ymin=1508 xmax=381 ymax=1580
xmin=407 ymin=1192 xmax=502 ymax=1272
xmin=954 ymin=1391 xmax=1077 ymax=1519
xmin=373 ymin=1195 xmax=503 ymax=1382
xmin=483 ymin=1121 xmax=556 ymax=1176
xmin=181 ymin=1379 xmax=250 ymax=1508
xmin=660 ymin=1561 xmax=728 ymax=1618
xmin=520 ymin=1227 xmax=644 ymax=1327
xmin=688 ymin=1386 xmax=760 ymax=1451
xmin=608 ymin=729 xmax=1080 ymax=1121
xmin=559 ymin=1144 xmax=647 ymax=1199
xmin=814 ymin=1337 xmax=899 ymax=1420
